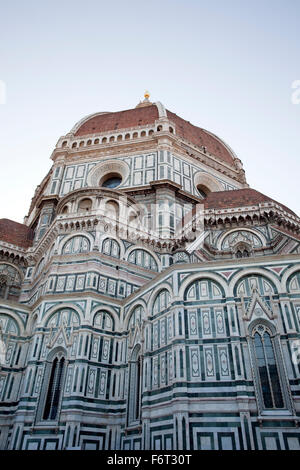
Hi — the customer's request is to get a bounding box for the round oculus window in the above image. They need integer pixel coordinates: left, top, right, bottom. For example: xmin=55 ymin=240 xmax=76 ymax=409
xmin=102 ymin=176 xmax=122 ymax=189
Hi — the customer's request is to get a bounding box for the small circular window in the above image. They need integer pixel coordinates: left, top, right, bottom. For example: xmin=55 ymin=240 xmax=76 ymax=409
xmin=101 ymin=175 xmax=122 ymax=189
xmin=197 ymin=184 xmax=210 ymax=198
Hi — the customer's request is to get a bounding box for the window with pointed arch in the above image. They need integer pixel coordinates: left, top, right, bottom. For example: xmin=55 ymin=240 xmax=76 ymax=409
xmin=62 ymin=235 xmax=90 ymax=254
xmin=46 ymin=309 xmax=80 ymax=330
xmin=288 ymin=271 xmax=300 ymax=293
xmin=250 ymin=323 xmax=289 ymax=412
xmin=38 ymin=348 xmax=66 ymax=423
xmin=127 ymin=344 xmax=142 ymax=426
xmin=235 ymin=248 xmax=250 ymax=258
xmin=128 ymin=249 xmax=158 ymax=271
xmin=102 ymin=238 xmax=120 ymax=258
xmin=127 ymin=305 xmax=144 ymax=330
xmin=0 ymin=314 xmax=20 ymax=368
xmin=0 ymin=264 xmax=22 ymax=301
xmin=93 ymin=310 xmax=115 ymax=332
xmin=0 ymin=313 xmax=19 ymax=337
xmin=235 ymin=274 xmax=275 ymax=300
xmin=153 ymin=289 xmax=171 ymax=315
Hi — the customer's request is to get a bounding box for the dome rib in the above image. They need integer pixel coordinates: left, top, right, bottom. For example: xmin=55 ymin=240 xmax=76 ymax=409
xmin=166 ymin=109 xmax=235 ymax=165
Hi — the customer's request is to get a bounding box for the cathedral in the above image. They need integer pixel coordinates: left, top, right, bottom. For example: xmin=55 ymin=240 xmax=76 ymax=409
xmin=0 ymin=94 xmax=300 ymax=451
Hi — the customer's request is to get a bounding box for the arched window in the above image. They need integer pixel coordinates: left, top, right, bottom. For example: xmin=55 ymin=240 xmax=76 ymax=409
xmin=93 ymin=310 xmax=114 ymax=332
xmin=235 ymin=274 xmax=275 ymax=298
xmin=78 ymin=198 xmax=92 ymax=213
xmin=251 ymin=324 xmax=285 ymax=410
xmin=46 ymin=309 xmax=80 ymax=329
xmin=128 ymin=249 xmax=158 ymax=271
xmin=102 ymin=238 xmax=120 ymax=258
xmin=0 ymin=313 xmax=19 ymax=336
xmin=43 ymin=357 xmax=65 ymax=421
xmin=0 ymin=264 xmax=22 ymax=301
xmin=62 ymin=235 xmax=90 ymax=254
xmin=42 ymin=355 xmax=66 ymax=421
xmin=184 ymin=278 xmax=224 ymax=301
xmin=287 ymin=271 xmax=300 ymax=292
xmin=153 ymin=289 xmax=171 ymax=315
xmin=105 ymin=200 xmax=120 ymax=220
xmin=127 ymin=344 xmax=142 ymax=426
xmin=235 ymin=243 xmax=251 ymax=259
xmin=127 ymin=305 xmax=144 ymax=330
xmin=196 ymin=184 xmax=210 ymax=198
xmin=102 ymin=176 xmax=122 ymax=189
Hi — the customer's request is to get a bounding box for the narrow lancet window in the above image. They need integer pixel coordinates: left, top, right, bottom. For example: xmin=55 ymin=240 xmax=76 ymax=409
xmin=253 ymin=327 xmax=284 ymax=409
xmin=43 ymin=356 xmax=65 ymax=421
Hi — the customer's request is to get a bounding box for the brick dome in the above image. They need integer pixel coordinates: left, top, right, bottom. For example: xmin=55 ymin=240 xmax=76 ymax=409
xmin=72 ymin=102 xmax=236 ymax=166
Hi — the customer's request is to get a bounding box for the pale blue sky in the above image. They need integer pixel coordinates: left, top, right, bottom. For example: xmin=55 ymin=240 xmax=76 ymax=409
xmin=1 ymin=0 xmax=299 ymax=223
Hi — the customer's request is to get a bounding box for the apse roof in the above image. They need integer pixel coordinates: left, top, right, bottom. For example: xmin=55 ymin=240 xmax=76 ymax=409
xmin=0 ymin=219 xmax=34 ymax=249
xmin=203 ymin=188 xmax=298 ymax=218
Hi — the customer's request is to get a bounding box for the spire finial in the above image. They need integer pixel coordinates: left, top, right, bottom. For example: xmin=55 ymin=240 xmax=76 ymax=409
xmin=144 ymin=90 xmax=150 ymax=100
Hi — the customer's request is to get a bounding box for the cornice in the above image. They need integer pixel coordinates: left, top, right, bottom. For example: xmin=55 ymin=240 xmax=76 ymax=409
xmin=5 ymin=248 xmax=300 ymax=315
xmin=0 ymin=298 xmax=31 ymax=312
xmin=52 ymin=125 xmax=243 ymax=184
xmin=122 ymin=252 xmax=300 ymax=305
xmin=15 ymin=194 xmax=300 ymax=265
xmin=56 ymin=186 xmax=138 ymax=213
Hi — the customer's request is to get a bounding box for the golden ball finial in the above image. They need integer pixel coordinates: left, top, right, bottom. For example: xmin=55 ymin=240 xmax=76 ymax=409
xmin=144 ymin=90 xmax=150 ymax=100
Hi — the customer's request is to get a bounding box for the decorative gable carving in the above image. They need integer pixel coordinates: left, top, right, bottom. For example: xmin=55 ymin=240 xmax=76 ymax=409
xmin=47 ymin=321 xmax=73 ymax=349
xmin=242 ymin=288 xmax=275 ymax=322
xmin=128 ymin=320 xmax=144 ymax=350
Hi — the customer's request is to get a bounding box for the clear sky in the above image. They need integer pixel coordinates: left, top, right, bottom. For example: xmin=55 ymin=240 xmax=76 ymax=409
xmin=1 ymin=0 xmax=299 ymax=223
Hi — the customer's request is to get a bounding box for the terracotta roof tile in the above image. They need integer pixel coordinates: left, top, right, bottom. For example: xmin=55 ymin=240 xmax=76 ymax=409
xmin=0 ymin=219 xmax=34 ymax=248
xmin=203 ymin=188 xmax=298 ymax=217
xmin=74 ymin=105 xmax=159 ymax=136
xmin=166 ymin=110 xmax=234 ymax=165
xmin=74 ymin=104 xmax=235 ymax=166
